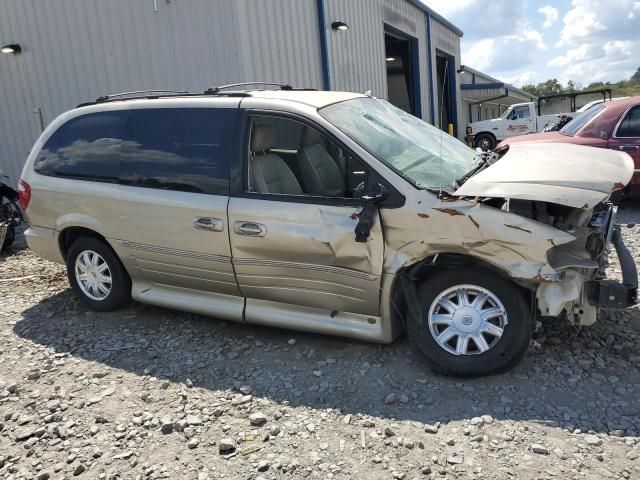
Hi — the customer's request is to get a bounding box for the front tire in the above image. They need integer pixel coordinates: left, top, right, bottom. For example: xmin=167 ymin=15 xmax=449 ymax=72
xmin=473 ymin=133 xmax=496 ymax=151
xmin=407 ymin=268 xmax=532 ymax=377
xmin=66 ymin=237 xmax=131 ymax=312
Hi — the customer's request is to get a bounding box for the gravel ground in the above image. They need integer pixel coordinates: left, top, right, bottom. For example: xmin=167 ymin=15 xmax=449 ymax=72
xmin=1 ymin=203 xmax=639 ymax=480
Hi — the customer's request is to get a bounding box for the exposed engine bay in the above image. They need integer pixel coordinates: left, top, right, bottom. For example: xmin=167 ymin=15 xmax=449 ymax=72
xmin=468 ymin=194 xmax=637 ymax=325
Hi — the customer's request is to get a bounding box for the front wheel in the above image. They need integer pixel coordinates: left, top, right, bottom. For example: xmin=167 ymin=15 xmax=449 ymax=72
xmin=473 ymin=133 xmax=496 ymax=151
xmin=407 ymin=268 xmax=532 ymax=377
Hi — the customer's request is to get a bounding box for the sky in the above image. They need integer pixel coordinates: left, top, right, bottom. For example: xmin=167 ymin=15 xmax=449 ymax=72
xmin=421 ymin=0 xmax=640 ymax=87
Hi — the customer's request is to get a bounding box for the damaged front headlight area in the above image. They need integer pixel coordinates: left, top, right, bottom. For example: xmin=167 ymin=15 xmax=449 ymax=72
xmin=525 ymin=201 xmax=638 ymax=325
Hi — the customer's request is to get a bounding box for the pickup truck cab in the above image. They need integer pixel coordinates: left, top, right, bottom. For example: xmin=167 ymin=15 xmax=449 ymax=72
xmin=467 ymin=102 xmax=566 ymax=150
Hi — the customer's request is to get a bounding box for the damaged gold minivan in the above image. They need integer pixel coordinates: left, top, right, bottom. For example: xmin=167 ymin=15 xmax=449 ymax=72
xmin=19 ymin=86 xmax=637 ymax=376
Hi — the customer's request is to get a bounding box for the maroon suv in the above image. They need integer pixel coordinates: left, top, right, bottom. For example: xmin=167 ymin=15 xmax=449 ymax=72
xmin=497 ymin=96 xmax=640 ymax=196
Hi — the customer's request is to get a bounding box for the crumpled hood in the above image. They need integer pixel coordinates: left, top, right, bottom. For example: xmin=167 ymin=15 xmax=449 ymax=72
xmin=454 ymin=143 xmax=634 ymax=208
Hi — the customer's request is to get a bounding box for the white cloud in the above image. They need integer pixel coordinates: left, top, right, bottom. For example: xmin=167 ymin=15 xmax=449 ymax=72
xmin=538 ymin=5 xmax=559 ymax=28
xmin=557 ymin=0 xmax=640 ymax=46
xmin=603 ymin=40 xmax=635 ymax=59
xmin=547 ymin=44 xmax=594 ymax=67
xmin=501 ymin=71 xmax=537 ymax=87
xmin=426 ymin=0 xmax=640 ymax=86
xmin=419 ymin=0 xmax=473 ymax=18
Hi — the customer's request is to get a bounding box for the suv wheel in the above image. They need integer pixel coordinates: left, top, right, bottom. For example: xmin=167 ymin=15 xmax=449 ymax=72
xmin=407 ymin=268 xmax=532 ymax=377
xmin=66 ymin=237 xmax=131 ymax=311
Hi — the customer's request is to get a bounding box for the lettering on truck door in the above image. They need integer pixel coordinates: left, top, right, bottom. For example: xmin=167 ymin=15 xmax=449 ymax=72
xmin=504 ymin=105 xmax=534 ymax=138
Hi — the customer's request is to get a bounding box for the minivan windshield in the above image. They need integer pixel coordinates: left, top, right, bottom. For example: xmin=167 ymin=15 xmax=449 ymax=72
xmin=560 ymin=103 xmax=605 ymax=136
xmin=320 ymin=97 xmax=477 ymax=190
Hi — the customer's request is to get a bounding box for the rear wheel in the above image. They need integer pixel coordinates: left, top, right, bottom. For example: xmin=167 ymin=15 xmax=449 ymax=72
xmin=473 ymin=133 xmax=496 ymax=151
xmin=407 ymin=268 xmax=532 ymax=377
xmin=66 ymin=237 xmax=131 ymax=311
xmin=1 ymin=224 xmax=15 ymax=252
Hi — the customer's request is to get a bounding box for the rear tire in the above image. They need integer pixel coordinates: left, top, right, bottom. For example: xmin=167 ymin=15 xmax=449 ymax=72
xmin=66 ymin=237 xmax=131 ymax=312
xmin=473 ymin=133 xmax=496 ymax=151
xmin=1 ymin=224 xmax=15 ymax=252
xmin=407 ymin=268 xmax=532 ymax=377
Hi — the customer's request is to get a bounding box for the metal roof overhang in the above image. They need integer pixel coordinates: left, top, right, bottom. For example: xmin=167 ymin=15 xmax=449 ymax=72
xmin=460 ymin=84 xmax=535 ymax=106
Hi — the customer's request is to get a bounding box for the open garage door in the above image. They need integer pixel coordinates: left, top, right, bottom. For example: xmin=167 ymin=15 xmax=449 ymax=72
xmin=384 ymin=27 xmax=421 ymax=117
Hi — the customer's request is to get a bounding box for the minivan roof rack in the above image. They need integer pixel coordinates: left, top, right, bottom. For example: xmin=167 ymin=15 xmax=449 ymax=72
xmin=76 ymin=90 xmax=194 ymax=108
xmin=95 ymin=90 xmax=190 ymax=102
xmin=76 ymin=83 xmax=316 ymax=108
xmin=204 ymin=82 xmax=317 ymax=95
xmin=205 ymin=82 xmax=292 ymax=94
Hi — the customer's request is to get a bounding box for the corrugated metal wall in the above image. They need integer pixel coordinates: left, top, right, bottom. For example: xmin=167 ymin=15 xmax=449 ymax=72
xmin=234 ymin=0 xmax=324 ymax=88
xmin=324 ymin=0 xmax=431 ymax=122
xmin=0 ymin=0 xmax=461 ymax=185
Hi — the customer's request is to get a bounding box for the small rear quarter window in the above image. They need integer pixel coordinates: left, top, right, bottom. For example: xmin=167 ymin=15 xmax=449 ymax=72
xmin=34 ymin=111 xmax=128 ymax=182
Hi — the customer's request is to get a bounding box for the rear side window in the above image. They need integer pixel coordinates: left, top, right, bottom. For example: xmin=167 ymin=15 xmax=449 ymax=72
xmin=120 ymin=108 xmax=235 ymax=195
xmin=34 ymin=111 xmax=128 ymax=181
xmin=616 ymin=106 xmax=640 ymax=138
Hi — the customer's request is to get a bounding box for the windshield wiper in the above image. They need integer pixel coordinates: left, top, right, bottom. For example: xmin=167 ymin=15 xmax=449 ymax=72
xmin=455 ymin=153 xmax=490 ymax=188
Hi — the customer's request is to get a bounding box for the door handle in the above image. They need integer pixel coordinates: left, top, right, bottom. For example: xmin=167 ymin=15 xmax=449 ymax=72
xmin=619 ymin=145 xmax=639 ymax=151
xmin=193 ymin=217 xmax=223 ymax=232
xmin=234 ymin=221 xmax=267 ymax=237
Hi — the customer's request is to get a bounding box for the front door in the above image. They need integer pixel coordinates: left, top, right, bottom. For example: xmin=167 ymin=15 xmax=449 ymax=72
xmin=228 ymin=114 xmax=384 ymax=317
xmin=114 ymin=103 xmax=242 ymax=300
xmin=608 ymin=104 xmax=640 ymax=192
xmin=504 ymin=105 xmax=534 ymax=138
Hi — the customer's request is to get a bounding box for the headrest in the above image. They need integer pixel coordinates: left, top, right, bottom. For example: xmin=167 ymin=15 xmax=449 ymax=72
xmin=301 ymin=127 xmax=324 ymax=147
xmin=251 ymin=125 xmax=273 ymax=153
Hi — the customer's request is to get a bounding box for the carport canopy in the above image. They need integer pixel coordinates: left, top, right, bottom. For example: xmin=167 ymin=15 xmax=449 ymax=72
xmin=459 ymin=65 xmax=536 ymax=119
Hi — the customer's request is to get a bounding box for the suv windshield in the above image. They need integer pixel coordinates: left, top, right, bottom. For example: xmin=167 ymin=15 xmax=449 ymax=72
xmin=319 ymin=97 xmax=476 ymax=190
xmin=560 ymin=103 xmax=605 ymax=136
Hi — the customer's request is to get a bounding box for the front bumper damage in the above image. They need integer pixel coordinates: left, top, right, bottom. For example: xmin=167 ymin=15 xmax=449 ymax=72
xmin=536 ymin=205 xmax=637 ymax=325
xmin=586 ymin=227 xmax=638 ymax=308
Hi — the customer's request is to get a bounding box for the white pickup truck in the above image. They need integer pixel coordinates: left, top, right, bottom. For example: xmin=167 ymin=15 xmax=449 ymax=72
xmin=466 ymin=102 xmax=568 ymax=150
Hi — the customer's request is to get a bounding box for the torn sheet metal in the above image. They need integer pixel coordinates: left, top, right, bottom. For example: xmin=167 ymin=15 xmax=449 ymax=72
xmin=381 ymin=190 xmax=575 ymax=281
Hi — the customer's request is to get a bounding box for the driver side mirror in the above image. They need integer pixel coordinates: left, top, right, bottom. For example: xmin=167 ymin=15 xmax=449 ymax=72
xmin=362 ymin=182 xmax=389 ymax=204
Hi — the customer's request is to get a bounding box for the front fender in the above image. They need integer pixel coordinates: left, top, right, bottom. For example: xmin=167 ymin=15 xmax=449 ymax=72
xmin=381 ymin=192 xmax=575 ymax=282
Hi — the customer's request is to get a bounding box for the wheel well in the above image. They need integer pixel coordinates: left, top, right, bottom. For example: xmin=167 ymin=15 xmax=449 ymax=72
xmin=58 ymin=227 xmax=108 ymax=261
xmin=474 ymin=132 xmax=496 ymax=142
xmin=390 ymin=253 xmax=533 ymax=331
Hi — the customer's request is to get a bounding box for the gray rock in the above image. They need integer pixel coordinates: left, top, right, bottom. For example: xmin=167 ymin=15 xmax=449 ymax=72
xmin=531 ymin=444 xmax=549 ymax=455
xmin=249 ymin=412 xmax=267 ymax=426
xmin=160 ymin=415 xmax=173 ymax=434
xmin=187 ymin=437 xmax=199 ymax=449
xmin=584 ymin=434 xmax=603 ymax=446
xmin=173 ymin=419 xmax=188 ymax=432
xmin=14 ymin=426 xmax=41 ymax=441
xmin=219 ymin=438 xmax=235 ymax=453
xmin=257 ymin=460 xmax=269 ymax=472
xmin=186 ymin=415 xmax=202 ymax=426
xmin=424 ymin=423 xmax=439 ymax=434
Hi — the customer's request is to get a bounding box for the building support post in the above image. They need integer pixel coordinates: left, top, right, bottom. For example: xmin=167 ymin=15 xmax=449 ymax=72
xmin=426 ymin=12 xmax=436 ymax=125
xmin=316 ymin=0 xmax=331 ymax=90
